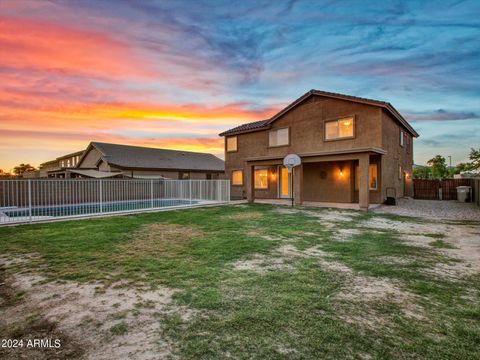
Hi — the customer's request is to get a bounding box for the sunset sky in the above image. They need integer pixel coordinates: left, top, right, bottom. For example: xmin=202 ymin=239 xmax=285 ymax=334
xmin=0 ymin=0 xmax=479 ymax=172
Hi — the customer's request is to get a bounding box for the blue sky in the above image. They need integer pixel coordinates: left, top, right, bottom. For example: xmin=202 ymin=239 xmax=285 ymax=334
xmin=0 ymin=0 xmax=479 ymax=169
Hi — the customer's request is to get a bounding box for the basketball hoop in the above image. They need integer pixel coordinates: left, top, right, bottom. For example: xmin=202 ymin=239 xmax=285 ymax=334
xmin=283 ymin=154 xmax=301 ymax=207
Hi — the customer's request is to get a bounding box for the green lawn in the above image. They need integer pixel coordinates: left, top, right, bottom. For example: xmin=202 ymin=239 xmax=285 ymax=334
xmin=0 ymin=204 xmax=479 ymax=359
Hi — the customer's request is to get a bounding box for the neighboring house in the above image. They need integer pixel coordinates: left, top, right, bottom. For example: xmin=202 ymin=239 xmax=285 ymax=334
xmin=24 ymin=150 xmax=84 ymax=178
xmin=74 ymin=142 xmax=224 ymax=179
xmin=219 ymin=90 xmax=418 ymax=210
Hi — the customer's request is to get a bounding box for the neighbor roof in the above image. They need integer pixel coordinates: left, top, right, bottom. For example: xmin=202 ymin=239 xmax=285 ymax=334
xmin=219 ymin=89 xmax=419 ymax=137
xmin=79 ymin=142 xmax=224 ymax=171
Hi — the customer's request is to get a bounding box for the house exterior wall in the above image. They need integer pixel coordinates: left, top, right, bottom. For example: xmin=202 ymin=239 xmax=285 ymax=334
xmin=226 ymin=96 xmax=384 ymax=201
xmin=381 ymin=110 xmax=414 ymax=199
xmin=78 ymin=148 xmax=103 ymax=168
xmin=303 ymin=161 xmax=354 ymax=203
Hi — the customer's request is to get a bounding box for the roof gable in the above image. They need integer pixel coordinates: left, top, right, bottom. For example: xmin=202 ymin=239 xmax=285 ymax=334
xmin=219 ymin=89 xmax=418 ymax=137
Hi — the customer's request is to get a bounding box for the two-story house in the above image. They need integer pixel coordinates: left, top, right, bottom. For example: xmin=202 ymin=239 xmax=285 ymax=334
xmin=219 ymin=90 xmax=418 ymax=210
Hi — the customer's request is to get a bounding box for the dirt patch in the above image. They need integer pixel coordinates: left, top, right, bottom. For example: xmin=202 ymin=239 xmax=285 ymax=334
xmin=119 ymin=223 xmax=203 ymax=256
xmin=0 ymin=268 xmax=193 ymax=360
xmin=231 ymin=244 xmax=329 ymax=274
xmin=333 ymin=228 xmax=362 ymax=241
xmin=232 ymin=255 xmax=295 ymax=273
xmin=361 ymin=217 xmax=480 ymax=279
xmin=222 ymin=211 xmax=264 ymax=221
xmin=314 ymin=256 xmax=425 ymax=323
xmin=306 ymin=210 xmax=359 ymax=223
xmin=0 ymin=268 xmax=84 ymax=359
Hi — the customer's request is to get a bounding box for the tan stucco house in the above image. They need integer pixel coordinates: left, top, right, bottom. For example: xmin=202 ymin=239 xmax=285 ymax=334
xmin=28 ymin=142 xmax=224 ymax=179
xmin=219 ymin=90 xmax=418 ymax=210
xmin=75 ymin=142 xmax=224 ymax=179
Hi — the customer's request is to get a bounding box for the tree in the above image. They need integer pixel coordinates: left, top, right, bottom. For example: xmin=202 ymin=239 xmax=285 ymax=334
xmin=427 ymin=155 xmax=448 ymax=179
xmin=13 ymin=163 xmax=36 ymax=176
xmin=413 ymin=166 xmax=432 ymax=179
xmin=454 ymin=148 xmax=480 ymax=174
xmin=468 ymin=148 xmax=480 ymax=169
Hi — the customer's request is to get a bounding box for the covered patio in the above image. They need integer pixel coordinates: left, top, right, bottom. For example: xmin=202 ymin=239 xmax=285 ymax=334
xmin=244 ymin=148 xmax=386 ymax=211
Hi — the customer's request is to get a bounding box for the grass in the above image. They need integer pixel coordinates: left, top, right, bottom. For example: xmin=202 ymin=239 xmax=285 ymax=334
xmin=0 ymin=204 xmax=479 ymax=359
xmin=109 ymin=322 xmax=128 ymax=336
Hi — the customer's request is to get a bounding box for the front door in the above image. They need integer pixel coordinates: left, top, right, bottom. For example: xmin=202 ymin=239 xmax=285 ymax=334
xmin=279 ymin=166 xmax=291 ymax=198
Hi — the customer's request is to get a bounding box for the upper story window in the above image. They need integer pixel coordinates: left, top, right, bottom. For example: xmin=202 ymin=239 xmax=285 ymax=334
xmin=325 ymin=117 xmax=354 ymax=140
xmin=232 ymin=170 xmax=243 ymax=185
xmin=226 ymin=136 xmax=237 ymax=152
xmin=67 ymin=159 xmax=71 ymax=167
xmin=60 ymin=160 xmax=65 ymax=167
xmin=269 ymin=128 xmax=289 ymax=147
xmin=400 ymin=130 xmax=405 ymax=146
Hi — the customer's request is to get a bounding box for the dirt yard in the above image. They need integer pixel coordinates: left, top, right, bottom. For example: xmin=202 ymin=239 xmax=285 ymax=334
xmin=0 ymin=204 xmax=479 ymax=359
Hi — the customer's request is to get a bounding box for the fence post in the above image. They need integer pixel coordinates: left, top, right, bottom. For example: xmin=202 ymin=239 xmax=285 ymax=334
xmin=28 ymin=179 xmax=32 ymax=223
xmin=189 ymin=179 xmax=192 ymax=205
xmin=217 ymin=180 xmax=221 ymax=202
xmin=227 ymin=180 xmax=230 ymax=202
xmin=99 ymin=179 xmax=103 ymax=214
xmin=150 ymin=179 xmax=154 ymax=209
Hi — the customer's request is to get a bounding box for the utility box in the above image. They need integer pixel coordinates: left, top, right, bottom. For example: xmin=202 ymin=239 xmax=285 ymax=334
xmin=456 ymin=186 xmax=472 ymax=202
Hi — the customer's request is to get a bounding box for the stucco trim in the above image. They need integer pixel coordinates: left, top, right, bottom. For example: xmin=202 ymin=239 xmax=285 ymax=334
xmin=245 ymin=147 xmax=387 ymax=162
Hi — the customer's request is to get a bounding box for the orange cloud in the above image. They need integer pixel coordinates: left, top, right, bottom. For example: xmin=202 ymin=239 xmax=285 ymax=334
xmin=0 ymin=16 xmax=159 ymax=80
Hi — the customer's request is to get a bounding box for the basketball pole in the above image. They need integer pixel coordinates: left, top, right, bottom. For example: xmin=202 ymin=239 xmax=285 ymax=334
xmin=291 ymin=167 xmax=294 ymax=207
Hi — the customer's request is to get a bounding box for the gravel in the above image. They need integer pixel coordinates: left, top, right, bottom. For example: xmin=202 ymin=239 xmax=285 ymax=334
xmin=373 ymin=198 xmax=480 ymax=221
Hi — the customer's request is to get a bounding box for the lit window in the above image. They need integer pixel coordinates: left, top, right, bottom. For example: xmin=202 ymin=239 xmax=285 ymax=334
xmin=254 ymin=169 xmax=268 ymax=189
xmin=355 ymin=164 xmax=378 ymax=190
xmin=67 ymin=159 xmax=71 ymax=167
xmin=60 ymin=160 xmax=65 ymax=167
xmin=232 ymin=170 xmax=243 ymax=185
xmin=325 ymin=117 xmax=354 ymax=140
xmin=269 ymin=128 xmax=289 ymax=147
xmin=226 ymin=137 xmax=237 ymax=152
xmin=400 ymin=130 xmax=405 ymax=146
xmin=179 ymin=172 xmax=190 ymax=179
xmin=369 ymin=164 xmax=377 ymax=190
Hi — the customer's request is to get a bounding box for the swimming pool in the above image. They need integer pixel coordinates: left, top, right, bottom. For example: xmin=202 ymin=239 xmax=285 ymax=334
xmin=1 ymin=198 xmax=199 ymax=220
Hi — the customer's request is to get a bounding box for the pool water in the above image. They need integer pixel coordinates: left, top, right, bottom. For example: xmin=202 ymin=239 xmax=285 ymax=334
xmin=2 ymin=199 xmax=198 ymax=218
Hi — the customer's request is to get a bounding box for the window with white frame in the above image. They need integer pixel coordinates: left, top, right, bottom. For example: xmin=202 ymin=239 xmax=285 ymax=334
xmin=269 ymin=128 xmax=289 ymax=147
xmin=254 ymin=169 xmax=268 ymax=189
xmin=399 ymin=165 xmax=403 ymax=180
xmin=232 ymin=170 xmax=243 ymax=185
xmin=400 ymin=130 xmax=405 ymax=146
xmin=325 ymin=117 xmax=354 ymax=140
xmin=226 ymin=136 xmax=237 ymax=152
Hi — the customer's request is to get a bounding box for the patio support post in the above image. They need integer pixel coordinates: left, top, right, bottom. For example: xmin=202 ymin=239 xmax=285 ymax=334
xmin=294 ymin=164 xmax=303 ymax=205
xmin=246 ymin=164 xmax=255 ymax=203
xmin=359 ymin=154 xmax=370 ymax=211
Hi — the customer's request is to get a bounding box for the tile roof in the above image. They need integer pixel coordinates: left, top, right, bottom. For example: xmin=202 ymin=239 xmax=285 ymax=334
xmin=218 ymin=119 xmax=270 ymax=136
xmin=219 ymin=89 xmax=418 ymax=137
xmin=86 ymin=142 xmax=224 ymax=171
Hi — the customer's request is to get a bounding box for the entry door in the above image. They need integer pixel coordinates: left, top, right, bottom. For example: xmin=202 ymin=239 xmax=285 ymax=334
xmin=279 ymin=166 xmax=291 ymax=198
